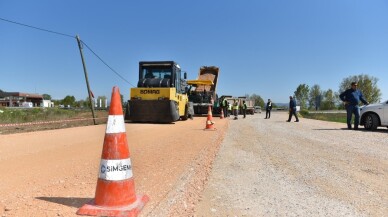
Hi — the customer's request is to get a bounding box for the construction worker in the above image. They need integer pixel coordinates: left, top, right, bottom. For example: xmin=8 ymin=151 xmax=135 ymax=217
xmin=233 ymin=99 xmax=239 ymax=120
xmin=242 ymin=100 xmax=247 ymax=118
xmin=227 ymin=101 xmax=232 ymax=117
xmin=222 ymin=98 xmax=228 ymax=118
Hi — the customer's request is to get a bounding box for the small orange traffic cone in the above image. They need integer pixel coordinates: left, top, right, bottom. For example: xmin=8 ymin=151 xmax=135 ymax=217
xmin=77 ymin=86 xmax=148 ymax=217
xmin=204 ymin=105 xmax=216 ymax=130
xmin=220 ymin=108 xmax=224 ymax=119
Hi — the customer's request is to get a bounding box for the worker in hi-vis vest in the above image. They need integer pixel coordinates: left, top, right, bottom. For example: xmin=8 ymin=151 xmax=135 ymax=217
xmin=227 ymin=101 xmax=232 ymax=117
xmin=233 ymin=99 xmax=239 ymax=120
xmin=242 ymin=100 xmax=247 ymax=118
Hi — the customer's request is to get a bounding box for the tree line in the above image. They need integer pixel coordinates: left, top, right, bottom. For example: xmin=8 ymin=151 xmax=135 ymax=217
xmin=294 ymin=74 xmax=381 ymax=111
xmin=242 ymin=74 xmax=382 ymax=111
xmin=3 ymin=73 xmax=382 ymax=111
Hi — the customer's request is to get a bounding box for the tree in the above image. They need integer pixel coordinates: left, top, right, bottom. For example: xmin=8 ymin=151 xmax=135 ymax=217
xmin=51 ymin=99 xmax=61 ymax=106
xmin=74 ymin=99 xmax=87 ymax=108
xmin=79 ymin=97 xmax=93 ymax=108
xmin=63 ymin=95 xmax=76 ymax=107
xmin=294 ymin=84 xmax=309 ymax=109
xmin=309 ymin=84 xmax=322 ymax=110
xmin=249 ymin=94 xmax=265 ymax=108
xmin=339 ymin=74 xmax=381 ymax=103
xmin=321 ymin=89 xmax=336 ymax=110
xmin=42 ymin=94 xmax=52 ymax=100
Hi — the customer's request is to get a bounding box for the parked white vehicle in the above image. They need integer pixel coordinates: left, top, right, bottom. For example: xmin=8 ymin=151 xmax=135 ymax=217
xmin=21 ymin=102 xmax=33 ymax=108
xmin=360 ymin=100 xmax=388 ymax=130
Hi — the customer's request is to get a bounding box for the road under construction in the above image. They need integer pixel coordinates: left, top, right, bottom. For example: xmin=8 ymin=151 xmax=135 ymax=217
xmin=1 ymin=108 xmax=387 ymax=216
xmin=0 ymin=87 xmax=386 ymax=216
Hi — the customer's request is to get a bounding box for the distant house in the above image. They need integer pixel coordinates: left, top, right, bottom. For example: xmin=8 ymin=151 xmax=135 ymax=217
xmin=42 ymin=100 xmax=54 ymax=108
xmin=0 ymin=92 xmax=44 ymax=107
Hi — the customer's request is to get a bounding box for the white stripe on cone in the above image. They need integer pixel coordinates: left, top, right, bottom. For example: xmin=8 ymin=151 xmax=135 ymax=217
xmin=106 ymin=115 xmax=126 ymax=134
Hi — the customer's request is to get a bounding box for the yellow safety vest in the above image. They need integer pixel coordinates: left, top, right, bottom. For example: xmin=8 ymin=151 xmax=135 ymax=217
xmin=222 ymin=99 xmax=227 ymax=107
xmin=233 ymin=102 xmax=239 ymax=110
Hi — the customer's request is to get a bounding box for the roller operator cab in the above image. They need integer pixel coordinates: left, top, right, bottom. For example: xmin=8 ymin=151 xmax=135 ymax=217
xmin=126 ymin=61 xmax=194 ymax=123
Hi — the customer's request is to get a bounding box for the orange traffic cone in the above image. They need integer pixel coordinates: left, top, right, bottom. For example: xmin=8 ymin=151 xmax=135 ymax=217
xmin=204 ymin=105 xmax=216 ymax=130
xmin=220 ymin=108 xmax=224 ymax=119
xmin=77 ymin=86 xmax=149 ymax=217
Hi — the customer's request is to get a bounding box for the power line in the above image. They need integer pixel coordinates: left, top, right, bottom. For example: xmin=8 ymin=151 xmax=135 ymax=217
xmin=0 ymin=17 xmax=74 ymax=38
xmin=81 ymin=41 xmax=135 ymax=87
xmin=0 ymin=17 xmax=134 ymax=87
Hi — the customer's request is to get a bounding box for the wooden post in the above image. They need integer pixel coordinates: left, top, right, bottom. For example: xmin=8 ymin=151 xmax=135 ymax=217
xmin=76 ymin=35 xmax=97 ymax=125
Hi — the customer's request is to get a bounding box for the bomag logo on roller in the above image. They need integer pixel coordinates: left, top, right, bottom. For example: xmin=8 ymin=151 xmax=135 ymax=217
xmin=140 ymin=90 xmax=160 ymax=94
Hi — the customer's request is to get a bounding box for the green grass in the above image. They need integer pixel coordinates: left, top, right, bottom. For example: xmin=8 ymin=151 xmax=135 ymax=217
xmin=300 ymin=110 xmax=347 ymax=123
xmin=0 ymin=107 xmax=107 ymax=124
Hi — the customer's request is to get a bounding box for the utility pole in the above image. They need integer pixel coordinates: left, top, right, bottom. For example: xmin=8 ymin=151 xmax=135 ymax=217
xmin=76 ymin=35 xmax=96 ymax=125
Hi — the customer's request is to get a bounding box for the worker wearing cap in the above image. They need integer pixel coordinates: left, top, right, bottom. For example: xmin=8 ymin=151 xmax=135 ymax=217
xmin=340 ymin=82 xmax=369 ymax=130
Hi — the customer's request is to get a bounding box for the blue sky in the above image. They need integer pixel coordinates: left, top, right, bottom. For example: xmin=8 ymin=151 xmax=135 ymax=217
xmin=1 ymin=0 xmax=387 ymax=103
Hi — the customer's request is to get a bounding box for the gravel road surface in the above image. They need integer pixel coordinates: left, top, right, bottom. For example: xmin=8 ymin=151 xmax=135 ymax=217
xmin=195 ymin=112 xmax=387 ymax=217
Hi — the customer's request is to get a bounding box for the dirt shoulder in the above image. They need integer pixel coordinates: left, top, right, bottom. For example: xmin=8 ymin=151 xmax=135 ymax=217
xmin=0 ymin=116 xmax=228 ymax=217
xmin=195 ymin=112 xmax=387 ymax=216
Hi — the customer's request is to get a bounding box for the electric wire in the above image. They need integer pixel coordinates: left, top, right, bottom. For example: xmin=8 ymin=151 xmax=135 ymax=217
xmin=0 ymin=17 xmax=75 ymax=39
xmin=0 ymin=17 xmax=134 ymax=87
xmin=81 ymin=41 xmax=135 ymax=87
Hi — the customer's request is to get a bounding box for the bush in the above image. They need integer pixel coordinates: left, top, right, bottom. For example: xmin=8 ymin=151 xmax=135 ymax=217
xmin=299 ymin=109 xmax=309 ymax=117
xmin=302 ymin=111 xmax=347 ymax=123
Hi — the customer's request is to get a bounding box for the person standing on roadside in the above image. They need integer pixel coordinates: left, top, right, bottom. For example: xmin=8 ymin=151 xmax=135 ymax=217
xmin=287 ymin=96 xmax=299 ymax=122
xmin=339 ymin=82 xmax=369 ymax=130
xmin=265 ymin=99 xmax=272 ymax=119
xmin=227 ymin=101 xmax=232 ymax=117
xmin=242 ymin=100 xmax=247 ymax=118
xmin=222 ymin=98 xmax=228 ymax=118
xmin=233 ymin=99 xmax=239 ymax=120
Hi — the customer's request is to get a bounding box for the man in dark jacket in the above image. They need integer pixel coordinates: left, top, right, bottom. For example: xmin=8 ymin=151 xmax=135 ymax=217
xmin=339 ymin=82 xmax=369 ymax=129
xmin=287 ymin=96 xmax=299 ymax=122
xmin=265 ymin=99 xmax=272 ymax=119
xmin=222 ymin=98 xmax=228 ymax=118
xmin=242 ymin=100 xmax=247 ymax=118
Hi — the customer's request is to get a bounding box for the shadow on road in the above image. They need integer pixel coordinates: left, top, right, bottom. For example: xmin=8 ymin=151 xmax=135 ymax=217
xmin=36 ymin=197 xmax=91 ymax=208
xmin=313 ymin=128 xmax=387 ymax=133
xmin=313 ymin=128 xmax=343 ymax=130
xmin=356 ymin=129 xmax=388 ymax=134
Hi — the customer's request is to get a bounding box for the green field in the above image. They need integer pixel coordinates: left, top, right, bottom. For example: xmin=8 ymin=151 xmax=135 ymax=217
xmin=300 ymin=111 xmax=347 ymax=123
xmin=0 ymin=107 xmax=108 ymax=124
